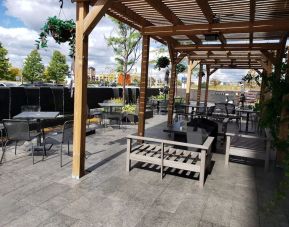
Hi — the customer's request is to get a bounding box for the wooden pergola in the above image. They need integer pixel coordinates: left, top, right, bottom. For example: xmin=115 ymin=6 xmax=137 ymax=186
xmin=71 ymin=0 xmax=289 ymax=178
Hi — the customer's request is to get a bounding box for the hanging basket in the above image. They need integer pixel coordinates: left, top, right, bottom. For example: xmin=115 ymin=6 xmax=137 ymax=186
xmin=155 ymin=56 xmax=170 ymax=70
xmin=36 ymin=16 xmax=76 ymax=57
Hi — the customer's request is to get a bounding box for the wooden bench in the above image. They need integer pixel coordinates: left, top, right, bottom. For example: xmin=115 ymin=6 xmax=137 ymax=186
xmin=126 ymin=135 xmax=214 ymax=188
xmin=225 ymin=129 xmax=272 ymax=171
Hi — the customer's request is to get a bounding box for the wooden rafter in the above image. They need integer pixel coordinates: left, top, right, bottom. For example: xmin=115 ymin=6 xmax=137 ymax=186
xmin=175 ymin=52 xmax=186 ymax=64
xmin=175 ymin=43 xmax=281 ymax=51
xmin=109 ymin=2 xmax=178 ymax=47
xmin=143 ymin=19 xmax=289 ymax=36
xmin=144 ymin=0 xmax=201 ymax=44
xmin=195 ymin=0 xmax=226 ymax=44
xmin=249 ymin=0 xmax=256 ymax=46
xmin=106 ymin=10 xmax=166 ymax=45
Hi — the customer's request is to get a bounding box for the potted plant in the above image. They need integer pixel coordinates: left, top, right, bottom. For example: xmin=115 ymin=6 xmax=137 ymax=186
xmin=122 ymin=104 xmax=138 ymax=123
xmin=36 ymin=16 xmax=75 ymax=57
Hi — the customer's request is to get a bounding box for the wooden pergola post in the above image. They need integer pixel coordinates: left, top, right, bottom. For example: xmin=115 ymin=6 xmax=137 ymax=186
xmin=167 ymin=48 xmax=177 ymax=126
xmin=196 ymin=64 xmax=203 ymax=105
xmin=72 ymin=0 xmax=112 ymax=179
xmin=185 ymin=59 xmax=193 ymax=105
xmin=137 ymin=35 xmax=150 ymax=137
xmin=72 ymin=1 xmax=89 ymax=179
xmin=204 ymin=65 xmax=210 ymax=107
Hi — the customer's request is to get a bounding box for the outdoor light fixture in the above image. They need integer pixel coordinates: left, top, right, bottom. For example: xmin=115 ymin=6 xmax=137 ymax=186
xmin=204 ymin=34 xmax=219 ymax=41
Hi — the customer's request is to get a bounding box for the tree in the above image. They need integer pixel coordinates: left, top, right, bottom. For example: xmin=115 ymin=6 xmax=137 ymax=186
xmin=8 ymin=67 xmax=21 ymax=81
xmin=210 ymin=78 xmax=221 ymax=87
xmin=0 ymin=42 xmax=11 ymax=80
xmin=22 ymin=50 xmax=44 ymax=83
xmin=106 ymin=18 xmax=141 ymax=104
xmin=47 ymin=50 xmax=69 ymax=83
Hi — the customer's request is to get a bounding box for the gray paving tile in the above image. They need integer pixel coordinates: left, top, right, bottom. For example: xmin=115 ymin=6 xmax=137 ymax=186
xmin=4 ymin=207 xmax=54 ymax=227
xmin=201 ymin=195 xmax=232 ymax=227
xmin=0 ymin=115 xmax=288 ymax=227
xmin=38 ymin=213 xmax=78 ymax=227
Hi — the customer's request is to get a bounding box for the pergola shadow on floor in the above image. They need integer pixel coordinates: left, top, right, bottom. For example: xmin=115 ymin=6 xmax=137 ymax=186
xmin=0 ymin=115 xmax=288 ymax=226
xmin=70 ymin=0 xmax=289 ymax=178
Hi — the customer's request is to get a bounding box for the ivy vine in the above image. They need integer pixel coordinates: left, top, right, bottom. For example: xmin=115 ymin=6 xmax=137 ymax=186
xmin=260 ymin=51 xmax=289 ymax=210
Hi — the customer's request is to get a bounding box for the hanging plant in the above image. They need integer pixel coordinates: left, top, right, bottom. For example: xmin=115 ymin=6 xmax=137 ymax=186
xmin=176 ymin=63 xmax=187 ymax=74
xmin=35 ymin=16 xmax=75 ymax=58
xmin=155 ymin=56 xmax=170 ymax=70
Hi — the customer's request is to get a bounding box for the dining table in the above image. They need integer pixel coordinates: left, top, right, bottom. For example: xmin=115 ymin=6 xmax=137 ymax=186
xmin=13 ymin=111 xmax=60 ymax=146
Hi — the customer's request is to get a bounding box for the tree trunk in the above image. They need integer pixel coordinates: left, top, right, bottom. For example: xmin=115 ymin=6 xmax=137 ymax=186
xmin=123 ymin=57 xmax=128 ymax=105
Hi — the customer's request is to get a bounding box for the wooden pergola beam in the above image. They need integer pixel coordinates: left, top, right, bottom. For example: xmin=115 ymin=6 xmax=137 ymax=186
xmin=249 ymin=0 xmax=256 ymax=46
xmin=190 ymin=56 xmax=262 ymax=60
xmin=176 ymin=43 xmax=281 ymax=51
xmin=195 ymin=0 xmax=226 ymax=44
xmin=143 ymin=19 xmax=289 ymax=36
xmin=83 ymin=0 xmax=112 ymax=35
xmin=175 ymin=52 xmax=186 ymax=64
xmin=144 ymin=0 xmax=201 ymax=44
xmin=110 ymin=1 xmax=178 ymax=47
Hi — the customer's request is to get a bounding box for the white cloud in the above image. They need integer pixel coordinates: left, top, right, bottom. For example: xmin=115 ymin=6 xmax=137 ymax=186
xmin=1 ymin=0 xmax=251 ymax=81
xmin=1 ymin=0 xmax=116 ymax=72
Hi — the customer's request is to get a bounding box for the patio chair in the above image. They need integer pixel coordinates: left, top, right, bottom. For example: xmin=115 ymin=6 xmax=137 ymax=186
xmin=87 ymin=105 xmax=103 ymax=127
xmin=225 ymin=129 xmax=271 ymax=171
xmin=206 ymin=106 xmax=215 ymax=118
xmin=104 ymin=112 xmax=123 ymax=128
xmin=226 ymin=103 xmax=240 ymax=124
xmin=21 ymin=105 xmax=41 ymax=112
xmin=1 ymin=119 xmax=43 ymax=164
xmin=43 ymin=120 xmax=73 ymax=167
xmin=0 ymin=122 xmax=4 ymax=158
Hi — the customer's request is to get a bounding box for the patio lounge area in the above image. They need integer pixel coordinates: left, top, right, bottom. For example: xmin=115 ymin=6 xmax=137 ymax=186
xmin=0 ymin=115 xmax=288 ymax=227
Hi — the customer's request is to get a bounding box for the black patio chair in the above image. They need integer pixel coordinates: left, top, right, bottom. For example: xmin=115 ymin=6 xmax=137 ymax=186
xmin=21 ymin=105 xmax=41 ymax=112
xmin=0 ymin=122 xmax=4 ymax=159
xmin=21 ymin=105 xmax=41 ymax=130
xmin=43 ymin=120 xmax=73 ymax=167
xmin=1 ymin=119 xmax=43 ymax=164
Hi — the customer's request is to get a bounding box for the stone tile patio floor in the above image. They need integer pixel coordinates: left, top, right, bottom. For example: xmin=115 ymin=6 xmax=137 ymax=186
xmin=0 ymin=115 xmax=288 ymax=227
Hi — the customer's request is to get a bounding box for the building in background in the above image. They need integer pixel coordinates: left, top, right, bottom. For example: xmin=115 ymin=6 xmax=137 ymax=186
xmin=88 ymin=67 xmax=96 ymax=81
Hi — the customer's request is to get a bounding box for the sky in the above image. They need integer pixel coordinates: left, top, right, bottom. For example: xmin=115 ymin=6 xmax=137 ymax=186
xmin=0 ymin=0 xmax=248 ymax=82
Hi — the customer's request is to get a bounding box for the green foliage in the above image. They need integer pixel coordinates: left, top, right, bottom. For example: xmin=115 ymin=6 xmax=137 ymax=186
xmin=242 ymin=70 xmax=261 ymax=87
xmin=259 ymin=57 xmax=289 ymax=210
xmin=210 ymin=78 xmax=221 ymax=87
xmin=22 ymin=50 xmax=44 ymax=83
xmin=47 ymin=50 xmax=69 ymax=83
xmin=7 ymin=67 xmax=21 ymax=81
xmin=201 ymin=82 xmax=207 ymax=88
xmin=36 ymin=16 xmax=75 ymax=58
xmin=109 ymin=98 xmax=123 ymax=104
xmin=151 ymin=93 xmax=167 ymax=100
xmin=155 ymin=56 xmax=170 ymax=70
xmin=106 ymin=18 xmax=141 ymax=75
xmin=122 ymin=104 xmax=136 ymax=114
xmin=0 ymin=42 xmax=12 ymax=80
xmin=176 ymin=63 xmax=187 ymax=75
